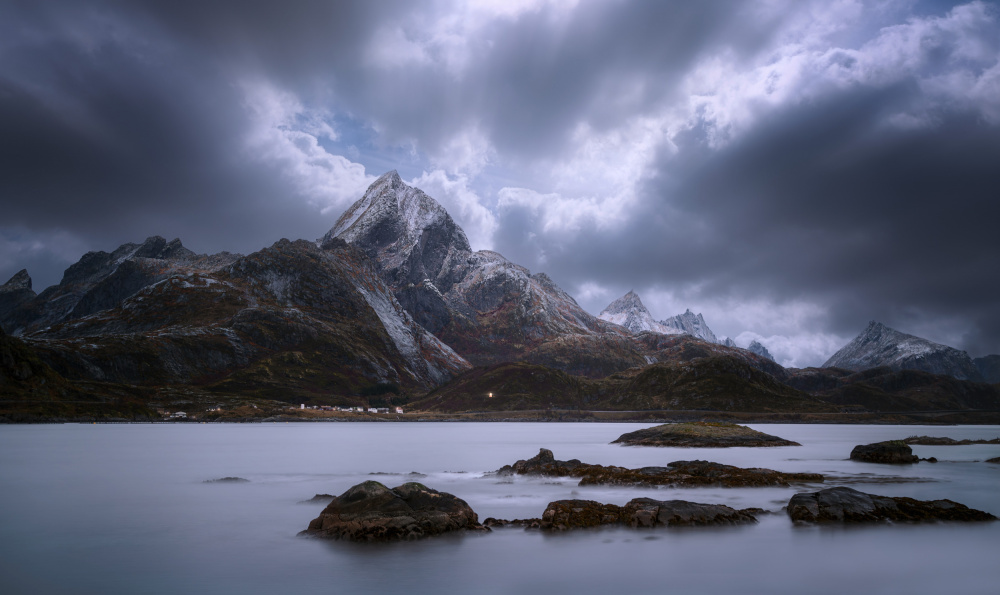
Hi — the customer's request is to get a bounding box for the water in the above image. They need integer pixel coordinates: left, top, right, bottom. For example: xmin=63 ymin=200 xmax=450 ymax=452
xmin=1 ymin=423 xmax=998 ymax=594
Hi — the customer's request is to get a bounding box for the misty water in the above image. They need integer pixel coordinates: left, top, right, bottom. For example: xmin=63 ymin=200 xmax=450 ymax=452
xmin=1 ymin=423 xmax=998 ymax=595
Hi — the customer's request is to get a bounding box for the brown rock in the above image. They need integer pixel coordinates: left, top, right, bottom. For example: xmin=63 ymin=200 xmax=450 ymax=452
xmin=788 ymin=486 xmax=996 ymax=524
xmin=497 ymin=448 xmax=823 ymax=488
xmin=300 ymin=480 xmax=486 ymax=542
xmin=850 ymin=441 xmax=919 ymax=464
xmin=539 ymin=498 xmax=758 ymax=531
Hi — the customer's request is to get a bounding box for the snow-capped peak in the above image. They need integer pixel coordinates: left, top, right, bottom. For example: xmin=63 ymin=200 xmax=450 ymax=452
xmin=824 ymin=320 xmax=981 ymax=380
xmin=658 ymin=309 xmax=718 ymax=343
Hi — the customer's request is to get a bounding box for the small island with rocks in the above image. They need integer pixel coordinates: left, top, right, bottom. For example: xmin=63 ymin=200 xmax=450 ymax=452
xmin=496 ymin=448 xmax=822 ymax=487
xmin=612 ymin=422 xmax=800 ymax=447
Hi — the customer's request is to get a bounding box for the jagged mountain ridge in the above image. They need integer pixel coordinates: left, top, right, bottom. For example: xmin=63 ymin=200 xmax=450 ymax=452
xmin=598 ymin=290 xmax=719 ymax=344
xmin=748 ymin=340 xmax=774 ymax=361
xmin=2 ymin=235 xmax=470 ymax=400
xmin=597 ymin=291 xmax=684 ymax=335
xmin=0 ymin=236 xmax=241 ymax=336
xmin=823 ymin=321 xmax=982 ymax=381
xmin=329 ymin=170 xmax=642 ymax=376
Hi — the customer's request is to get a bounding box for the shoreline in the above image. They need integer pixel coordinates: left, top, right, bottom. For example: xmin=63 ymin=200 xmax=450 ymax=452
xmin=5 ymin=409 xmax=1000 ymax=425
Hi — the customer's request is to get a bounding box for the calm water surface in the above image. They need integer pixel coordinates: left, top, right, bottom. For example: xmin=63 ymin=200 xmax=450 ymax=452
xmin=1 ymin=423 xmax=998 ymax=594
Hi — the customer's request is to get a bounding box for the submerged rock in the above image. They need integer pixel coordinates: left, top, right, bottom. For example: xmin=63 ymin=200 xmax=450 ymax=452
xmin=301 ymin=494 xmax=335 ymax=504
xmin=540 ymin=498 xmax=758 ymax=531
xmin=986 ymin=457 xmax=1000 ymax=464
xmin=850 ymin=441 xmax=919 ymax=464
xmin=204 ymin=477 xmax=249 ymax=483
xmin=483 ymin=517 xmax=541 ymax=529
xmin=612 ymin=422 xmax=800 ymax=447
xmin=787 ymin=487 xmax=997 ymax=524
xmin=301 ymin=481 xmax=486 ymax=542
xmin=496 ymin=448 xmax=823 ymax=488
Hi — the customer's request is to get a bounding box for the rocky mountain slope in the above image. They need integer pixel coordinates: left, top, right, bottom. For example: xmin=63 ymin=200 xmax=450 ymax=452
xmin=2 ymin=235 xmax=470 ymax=404
xmin=824 ymin=321 xmax=983 ymax=381
xmin=327 ymin=171 xmax=643 ymax=377
xmin=659 ymin=309 xmax=719 ymax=343
xmin=785 ymin=366 xmax=1000 ymax=412
xmin=748 ymin=340 xmax=774 ymax=361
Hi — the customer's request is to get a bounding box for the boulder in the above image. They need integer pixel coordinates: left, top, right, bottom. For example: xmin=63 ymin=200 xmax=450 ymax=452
xmin=612 ymin=422 xmax=800 ymax=447
xmin=850 ymin=440 xmax=919 ymax=464
xmin=301 ymin=481 xmax=486 ymax=542
xmin=787 ymin=487 xmax=996 ymax=523
xmin=539 ymin=498 xmax=758 ymax=531
xmin=986 ymin=457 xmax=1000 ymax=464
xmin=497 ymin=448 xmax=823 ymax=488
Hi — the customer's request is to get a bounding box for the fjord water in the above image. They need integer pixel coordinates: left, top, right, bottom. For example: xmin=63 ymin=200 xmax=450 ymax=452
xmin=1 ymin=423 xmax=998 ymax=595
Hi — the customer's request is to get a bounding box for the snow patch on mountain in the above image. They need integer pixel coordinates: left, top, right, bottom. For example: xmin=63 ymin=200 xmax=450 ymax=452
xmin=598 ymin=290 xmax=682 ymax=335
xmin=599 ymin=291 xmax=722 ymax=343
xmin=658 ymin=309 xmax=719 ymax=343
xmin=823 ymin=321 xmax=982 ymax=381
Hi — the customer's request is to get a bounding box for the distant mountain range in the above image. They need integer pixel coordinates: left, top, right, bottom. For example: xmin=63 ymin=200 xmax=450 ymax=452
xmin=824 ymin=321 xmax=991 ymax=382
xmin=598 ymin=291 xmax=719 ymax=343
xmin=1 ymin=171 xmax=997 ymax=420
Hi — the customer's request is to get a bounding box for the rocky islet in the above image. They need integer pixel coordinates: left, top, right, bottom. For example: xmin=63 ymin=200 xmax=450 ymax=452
xmin=850 ymin=440 xmax=920 ymax=464
xmin=611 ymin=421 xmax=800 ymax=447
xmin=495 ymin=448 xmax=823 ymax=487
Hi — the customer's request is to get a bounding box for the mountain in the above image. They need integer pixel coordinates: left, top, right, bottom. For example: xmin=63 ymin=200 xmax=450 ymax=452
xmin=598 ymin=291 xmax=683 ymax=335
xmin=597 ymin=291 xmax=720 ymax=344
xmin=823 ymin=321 xmax=982 ymax=381
xmin=2 ymin=235 xmax=470 ymax=404
xmin=327 ymin=171 xmax=643 ymax=377
xmin=748 ymin=340 xmax=774 ymax=361
xmin=0 ymin=270 xmax=36 ymax=325
xmin=785 ymin=366 xmax=1000 ymax=412
xmin=417 ymin=355 xmax=832 ymax=414
xmin=0 ymin=236 xmax=240 ymax=336
xmin=659 ymin=309 xmax=719 ymax=343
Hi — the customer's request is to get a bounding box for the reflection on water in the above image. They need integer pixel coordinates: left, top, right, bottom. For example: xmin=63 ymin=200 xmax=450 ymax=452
xmin=0 ymin=423 xmax=998 ymax=594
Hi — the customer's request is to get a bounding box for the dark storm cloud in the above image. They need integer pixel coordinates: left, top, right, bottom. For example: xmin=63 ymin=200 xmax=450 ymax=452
xmin=493 ymin=79 xmax=1000 ymax=357
xmin=119 ymin=0 xmax=786 ymax=164
xmin=0 ymin=0 xmax=792 ymax=289
xmin=1 ymin=0 xmax=998 ymax=363
xmin=0 ymin=1 xmax=390 ymax=288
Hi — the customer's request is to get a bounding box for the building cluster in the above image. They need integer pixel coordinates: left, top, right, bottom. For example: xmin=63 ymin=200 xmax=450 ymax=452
xmin=294 ymin=404 xmax=405 ymax=414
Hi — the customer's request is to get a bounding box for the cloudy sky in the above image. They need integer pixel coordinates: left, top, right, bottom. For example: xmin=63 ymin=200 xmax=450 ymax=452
xmin=2 ymin=0 xmax=998 ymax=366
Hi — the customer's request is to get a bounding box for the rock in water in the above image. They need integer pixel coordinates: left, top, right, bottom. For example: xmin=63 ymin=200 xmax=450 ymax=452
xmin=301 ymin=481 xmax=485 ymax=542
xmin=850 ymin=441 xmax=919 ymax=464
xmin=787 ymin=487 xmax=997 ymax=523
xmin=612 ymin=422 xmax=800 ymax=447
xmin=496 ymin=448 xmax=822 ymax=487
xmin=539 ymin=498 xmax=758 ymax=531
